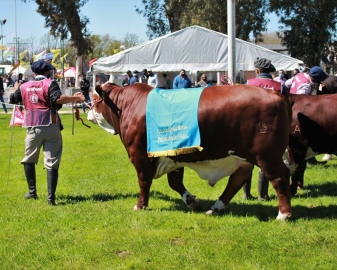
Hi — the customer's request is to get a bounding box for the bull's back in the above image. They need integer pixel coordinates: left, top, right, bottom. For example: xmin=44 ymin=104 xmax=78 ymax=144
xmin=196 ymin=85 xmax=290 ymax=161
xmin=290 ymin=93 xmax=337 ymax=126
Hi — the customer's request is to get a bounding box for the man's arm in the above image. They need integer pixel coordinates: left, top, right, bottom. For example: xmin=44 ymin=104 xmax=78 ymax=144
xmin=9 ymin=88 xmax=22 ymax=104
xmin=173 ymin=77 xmax=178 ymax=89
xmin=49 ymin=80 xmax=85 ymax=105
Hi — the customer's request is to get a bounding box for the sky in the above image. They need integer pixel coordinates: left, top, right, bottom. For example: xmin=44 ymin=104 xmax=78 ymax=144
xmin=0 ymin=0 xmax=280 ymax=49
xmin=0 ymin=0 xmax=149 ymax=47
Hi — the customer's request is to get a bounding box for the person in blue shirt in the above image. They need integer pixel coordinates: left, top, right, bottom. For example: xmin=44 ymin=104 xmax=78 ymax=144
xmin=129 ymin=70 xmax=140 ymax=85
xmin=173 ymin=69 xmax=192 ymax=89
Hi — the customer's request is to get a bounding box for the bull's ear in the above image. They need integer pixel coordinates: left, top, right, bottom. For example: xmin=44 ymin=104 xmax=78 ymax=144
xmin=95 ymin=85 xmax=104 ymax=98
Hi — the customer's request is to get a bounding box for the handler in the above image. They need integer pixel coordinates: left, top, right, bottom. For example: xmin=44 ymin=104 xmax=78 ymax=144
xmin=10 ymin=60 xmax=85 ymax=205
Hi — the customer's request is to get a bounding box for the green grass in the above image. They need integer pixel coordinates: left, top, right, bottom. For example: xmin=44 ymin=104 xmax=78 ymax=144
xmin=1 ymin=112 xmax=337 ymax=269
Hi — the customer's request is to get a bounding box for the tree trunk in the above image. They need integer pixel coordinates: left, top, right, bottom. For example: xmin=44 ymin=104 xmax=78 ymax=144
xmin=75 ymin=52 xmax=83 ymax=88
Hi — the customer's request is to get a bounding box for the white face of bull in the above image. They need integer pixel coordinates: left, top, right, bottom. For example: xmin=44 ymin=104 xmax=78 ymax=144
xmin=87 ymin=91 xmax=117 ymax=135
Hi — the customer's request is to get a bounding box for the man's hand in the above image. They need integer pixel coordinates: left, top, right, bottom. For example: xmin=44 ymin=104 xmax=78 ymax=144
xmin=73 ymin=92 xmax=85 ymax=102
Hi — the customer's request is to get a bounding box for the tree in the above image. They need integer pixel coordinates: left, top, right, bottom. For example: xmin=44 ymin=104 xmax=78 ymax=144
xmin=256 ymin=32 xmax=282 ymax=44
xmin=269 ymin=0 xmax=337 ymax=67
xmin=38 ymin=33 xmax=62 ymax=52
xmin=135 ymin=0 xmax=189 ymax=39
xmin=121 ymin=33 xmax=144 ymax=49
xmin=24 ymin=0 xmax=92 ymax=86
xmin=135 ymin=0 xmax=269 ymax=41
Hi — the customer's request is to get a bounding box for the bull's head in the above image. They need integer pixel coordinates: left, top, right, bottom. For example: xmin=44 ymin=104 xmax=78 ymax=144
xmin=87 ymin=82 xmax=118 ymax=135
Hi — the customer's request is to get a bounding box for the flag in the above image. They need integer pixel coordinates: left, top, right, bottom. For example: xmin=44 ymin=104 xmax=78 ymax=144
xmin=19 ymin=50 xmax=30 ymax=68
xmin=51 ymin=49 xmax=61 ymax=70
xmin=88 ymin=58 xmax=97 ymax=68
xmin=44 ymin=52 xmax=53 ymax=61
xmin=4 ymin=46 xmax=15 ymax=57
xmin=60 ymin=53 xmax=69 ymax=69
xmin=9 ymin=106 xmax=24 ymax=127
xmin=33 ymin=50 xmax=46 ymax=62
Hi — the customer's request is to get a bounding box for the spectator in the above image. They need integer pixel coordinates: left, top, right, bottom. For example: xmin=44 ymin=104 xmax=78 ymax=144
xmin=140 ymin=69 xmax=148 ymax=84
xmin=293 ymin=68 xmax=300 ymax=77
xmin=9 ymin=60 xmax=85 ymax=205
xmin=196 ymin=73 xmax=212 ymax=87
xmin=147 ymin=69 xmax=159 ymax=88
xmin=163 ymin=73 xmax=171 ymax=89
xmin=129 ymin=70 xmax=140 ymax=85
xmin=0 ymin=75 xmax=8 ymax=113
xmin=273 ymin=69 xmax=287 ymax=85
xmin=173 ymin=69 xmax=192 ymax=89
xmin=80 ymin=74 xmax=91 ymax=113
xmin=157 ymin=73 xmax=167 ymax=89
xmin=122 ymin=70 xmax=132 ymax=86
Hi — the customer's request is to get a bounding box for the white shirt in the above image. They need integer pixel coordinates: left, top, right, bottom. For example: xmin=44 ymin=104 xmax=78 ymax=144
xmin=147 ymin=73 xmax=159 ymax=88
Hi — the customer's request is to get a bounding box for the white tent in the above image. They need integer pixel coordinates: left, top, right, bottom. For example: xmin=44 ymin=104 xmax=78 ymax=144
xmin=92 ymin=25 xmax=303 ymax=74
xmin=10 ymin=66 xmax=34 ymax=76
xmin=63 ymin=67 xmax=76 ymax=77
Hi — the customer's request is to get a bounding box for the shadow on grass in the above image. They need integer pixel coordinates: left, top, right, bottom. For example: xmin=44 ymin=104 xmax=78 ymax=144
xmin=58 ymin=192 xmax=140 ymax=204
xmin=58 ymin=190 xmax=337 ymax=222
xmin=295 ymin=181 xmax=337 ymax=198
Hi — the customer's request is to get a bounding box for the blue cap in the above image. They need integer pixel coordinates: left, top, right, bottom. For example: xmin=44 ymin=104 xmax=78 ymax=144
xmin=309 ymin=66 xmax=329 ymax=82
xmin=31 ymin=60 xmax=55 ymax=74
xmin=133 ymin=70 xmax=139 ymax=74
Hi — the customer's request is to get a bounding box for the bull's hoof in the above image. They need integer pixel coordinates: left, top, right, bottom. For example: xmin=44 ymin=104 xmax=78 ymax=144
xmin=276 ymin=211 xmax=291 ymax=221
xmin=133 ymin=205 xmax=147 ymax=210
xmin=205 ymin=208 xmax=225 ymax=216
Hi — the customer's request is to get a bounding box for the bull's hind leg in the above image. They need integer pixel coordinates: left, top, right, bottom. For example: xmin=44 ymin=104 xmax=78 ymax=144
xmin=261 ymin=162 xmax=292 ymax=220
xmin=167 ymin=167 xmax=201 ymax=212
xmin=206 ymin=162 xmax=254 ymax=215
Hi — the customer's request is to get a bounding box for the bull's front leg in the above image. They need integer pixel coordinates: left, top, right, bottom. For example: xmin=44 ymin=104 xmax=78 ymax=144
xmin=132 ymin=157 xmax=157 ymax=210
xmin=207 ymin=162 xmax=254 ymax=215
xmin=134 ymin=176 xmax=153 ymax=210
xmin=167 ymin=167 xmax=201 ymax=212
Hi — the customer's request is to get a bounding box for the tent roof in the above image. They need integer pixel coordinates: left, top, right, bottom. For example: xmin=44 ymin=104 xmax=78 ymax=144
xmin=92 ymin=25 xmax=303 ymax=73
xmin=10 ymin=66 xmax=34 ymax=76
xmin=63 ymin=67 xmax=76 ymax=77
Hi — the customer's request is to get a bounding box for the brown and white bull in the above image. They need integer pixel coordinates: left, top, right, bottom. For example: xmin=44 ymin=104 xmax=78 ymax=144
xmin=88 ymin=82 xmax=292 ymax=220
xmin=289 ymin=93 xmax=337 ymax=195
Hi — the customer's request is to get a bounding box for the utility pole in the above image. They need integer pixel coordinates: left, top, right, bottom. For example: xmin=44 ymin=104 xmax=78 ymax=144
xmin=0 ymin=19 xmax=6 ymax=63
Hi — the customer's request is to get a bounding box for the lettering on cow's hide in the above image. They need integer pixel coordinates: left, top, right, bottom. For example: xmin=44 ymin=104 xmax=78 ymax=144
xmin=292 ymin=125 xmax=301 ymax=134
xmin=258 ymin=123 xmax=267 ymax=133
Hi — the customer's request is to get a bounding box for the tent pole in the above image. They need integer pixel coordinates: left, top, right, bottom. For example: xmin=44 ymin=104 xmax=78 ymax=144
xmin=227 ymin=0 xmax=236 ymax=84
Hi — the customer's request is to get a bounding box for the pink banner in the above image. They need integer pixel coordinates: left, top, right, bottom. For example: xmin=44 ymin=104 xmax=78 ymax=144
xmin=9 ymin=106 xmax=24 ymax=126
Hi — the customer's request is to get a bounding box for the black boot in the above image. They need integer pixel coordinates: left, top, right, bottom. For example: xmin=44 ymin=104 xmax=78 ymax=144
xmin=24 ymin=163 xmax=37 ymax=199
xmin=242 ymin=179 xmax=254 ymax=200
xmin=47 ymin=169 xmax=58 ymax=205
xmin=258 ymin=171 xmax=269 ymax=201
